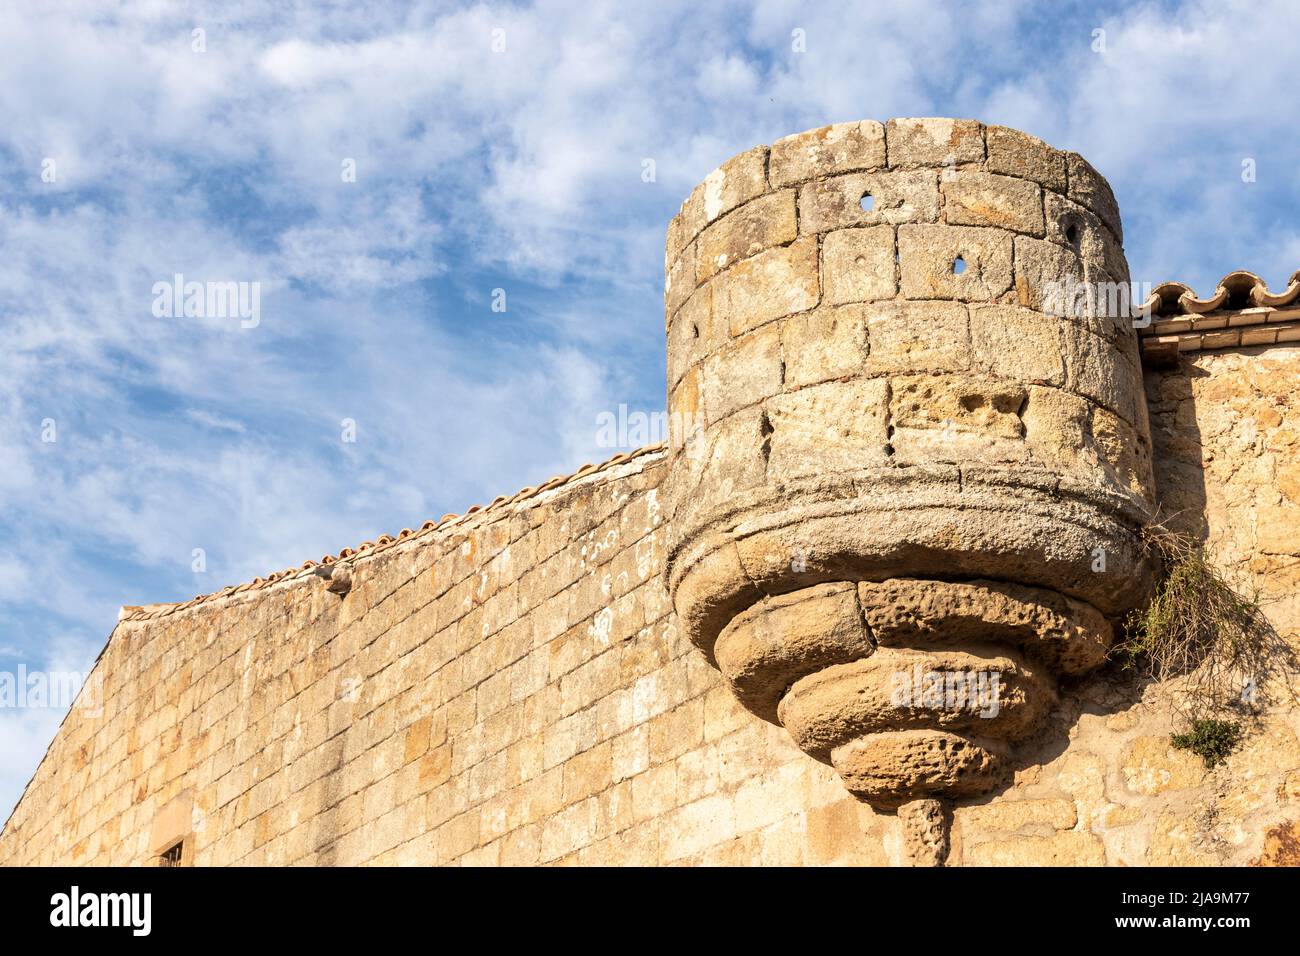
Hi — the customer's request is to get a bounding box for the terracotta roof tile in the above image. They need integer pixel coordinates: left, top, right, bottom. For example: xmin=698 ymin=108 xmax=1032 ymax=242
xmin=1141 ymin=269 xmax=1300 ymax=319
xmin=1138 ymin=269 xmax=1300 ymax=364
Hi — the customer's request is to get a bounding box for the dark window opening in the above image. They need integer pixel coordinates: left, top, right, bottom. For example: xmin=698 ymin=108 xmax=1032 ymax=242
xmin=159 ymin=840 xmax=185 ymax=867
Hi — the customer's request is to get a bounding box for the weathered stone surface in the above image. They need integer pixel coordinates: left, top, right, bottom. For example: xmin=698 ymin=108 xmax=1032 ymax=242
xmin=1012 ymin=234 xmax=1085 ymax=314
xmin=958 ymin=797 xmax=1077 ymax=834
xmin=966 ymin=830 xmax=1105 ymax=866
xmin=1121 ymin=736 xmax=1205 ymax=795
xmin=1148 ymin=811 xmax=1222 ymax=866
xmin=898 ymin=224 xmax=1013 ymax=301
xmin=694 ymin=145 xmax=769 ymax=228
xmin=1258 ymin=501 xmax=1300 ymax=555
xmin=1255 ymin=821 xmax=1300 ymax=866
xmin=985 ymin=125 xmax=1066 ymax=192
xmin=856 ymin=578 xmax=1112 ymax=676
xmin=778 ymin=646 xmax=1055 ymax=758
xmin=1066 ymin=152 xmax=1123 ymax=242
xmin=668 ymin=364 xmax=703 ymax=444
xmin=821 ymin=226 xmax=897 ymax=304
xmin=664 ymin=237 xmax=697 ymax=317
xmin=764 ymin=379 xmax=891 ymax=480
xmin=666 ymin=284 xmax=714 ymax=387
xmin=717 ymin=234 xmax=816 ymax=338
xmin=831 ymin=730 xmax=1006 ymax=806
xmin=798 ymin=170 xmax=939 ymax=233
xmin=715 ymin=583 xmax=873 ymax=721
xmin=1062 ymin=320 xmax=1143 ymax=425
xmin=1093 ymin=404 xmax=1155 ymax=502
xmin=696 ymin=190 xmax=797 ymax=281
xmin=942 ymin=170 xmax=1044 ymax=236
xmin=898 ymin=798 xmax=950 ymax=866
xmin=889 ymin=374 xmax=1029 ymax=464
xmin=716 ymin=235 xmax=820 ymax=337
xmin=781 ymin=304 xmax=869 ymax=388
xmin=968 ymin=304 xmax=1066 ymax=385
xmin=672 ymin=404 xmax=768 ymax=509
xmin=886 ymin=117 xmax=984 ymax=168
xmin=665 ymin=206 xmax=693 ymax=278
xmin=700 ymin=323 xmax=782 ymax=424
xmin=769 ymin=120 xmax=886 ymax=186
xmin=1043 ymin=191 xmax=1111 ymax=265
xmin=1020 ymin=385 xmax=1154 ymax=502
xmin=863 ymin=300 xmax=971 ymax=375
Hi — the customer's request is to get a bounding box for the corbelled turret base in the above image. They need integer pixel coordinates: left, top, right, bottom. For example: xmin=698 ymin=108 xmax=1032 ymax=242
xmin=714 ymin=578 xmax=1112 ymax=814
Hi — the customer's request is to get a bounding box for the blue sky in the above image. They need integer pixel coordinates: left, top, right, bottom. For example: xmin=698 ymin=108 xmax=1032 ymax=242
xmin=2 ymin=0 xmax=1298 ymax=820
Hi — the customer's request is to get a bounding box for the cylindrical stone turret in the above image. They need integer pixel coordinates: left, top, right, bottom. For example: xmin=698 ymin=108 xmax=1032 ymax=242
xmin=662 ymin=118 xmax=1154 ymax=811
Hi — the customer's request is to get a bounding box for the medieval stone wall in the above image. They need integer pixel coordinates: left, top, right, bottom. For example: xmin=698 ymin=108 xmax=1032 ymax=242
xmin=1 ymin=120 xmax=1297 ymax=867
xmin=0 ymin=449 xmax=899 ymax=866
xmin=2 ymin=351 xmax=1298 ymax=865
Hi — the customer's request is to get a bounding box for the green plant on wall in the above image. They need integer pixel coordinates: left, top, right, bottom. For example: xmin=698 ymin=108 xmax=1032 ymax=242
xmin=1114 ymin=522 xmax=1297 ymax=768
xmin=1170 ymin=718 xmax=1244 ymax=768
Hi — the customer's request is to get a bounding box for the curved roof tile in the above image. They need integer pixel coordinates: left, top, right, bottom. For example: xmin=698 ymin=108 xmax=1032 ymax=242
xmin=1145 ymin=269 xmax=1300 ymax=318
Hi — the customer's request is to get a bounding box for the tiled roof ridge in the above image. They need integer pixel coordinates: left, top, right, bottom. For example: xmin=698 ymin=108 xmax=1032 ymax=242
xmin=118 ymin=443 xmax=667 ymax=623
xmin=1139 ymin=269 xmax=1300 ymax=320
xmin=1136 ymin=269 xmax=1300 ymax=364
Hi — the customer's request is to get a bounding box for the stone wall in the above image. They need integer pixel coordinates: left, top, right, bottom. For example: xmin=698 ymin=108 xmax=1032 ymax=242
xmin=2 ymin=120 xmax=1297 ymax=867
xmin=1147 ymin=346 xmax=1300 ymax=626
xmin=936 ymin=344 xmax=1300 ymax=867
xmin=0 ymin=449 xmax=897 ymax=866
xmin=2 ymin=347 xmax=1298 ymax=865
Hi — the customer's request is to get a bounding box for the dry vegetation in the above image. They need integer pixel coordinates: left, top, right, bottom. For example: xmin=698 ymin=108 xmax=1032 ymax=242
xmin=1113 ymin=522 xmax=1298 ymax=764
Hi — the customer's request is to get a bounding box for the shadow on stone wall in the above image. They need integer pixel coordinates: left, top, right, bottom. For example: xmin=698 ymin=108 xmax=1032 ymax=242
xmin=936 ymin=363 xmax=1211 ymax=834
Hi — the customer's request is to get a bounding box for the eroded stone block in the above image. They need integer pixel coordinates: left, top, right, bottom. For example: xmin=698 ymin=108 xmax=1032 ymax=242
xmin=770 ymin=120 xmax=887 ymax=186
xmin=822 ymin=226 xmax=897 ymax=304
xmin=898 ymin=224 xmax=1013 ymax=301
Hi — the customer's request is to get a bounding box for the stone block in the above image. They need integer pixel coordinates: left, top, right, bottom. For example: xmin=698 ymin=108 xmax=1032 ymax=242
xmin=968 ymin=303 xmax=1066 ymax=385
xmin=696 ymin=190 xmax=797 ymax=281
xmin=890 ymin=373 xmax=1029 ymax=464
xmin=886 ymin=117 xmax=985 ymax=167
xmin=985 ymin=125 xmax=1067 ymax=191
xmin=1066 ymin=152 xmax=1123 ymax=242
xmin=697 ymin=146 xmax=770 ymax=225
xmin=781 ymin=304 xmax=869 ymax=388
xmin=666 ymin=284 xmax=715 ymax=388
xmin=798 ymin=170 xmax=939 ymax=233
xmin=942 ymin=170 xmax=1044 ymax=235
xmin=821 ymin=226 xmax=897 ymax=305
xmin=966 ymin=830 xmax=1105 ymax=865
xmin=664 ymin=238 xmax=697 ymax=317
xmin=764 ymin=379 xmax=891 ymax=480
xmin=898 ymin=224 xmax=1013 ymax=301
xmin=700 ymin=322 xmax=783 ymax=424
xmin=864 ymin=300 xmax=971 ymax=374
xmin=717 ymin=236 xmax=820 ymax=337
xmin=769 ymin=120 xmax=887 ymax=186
